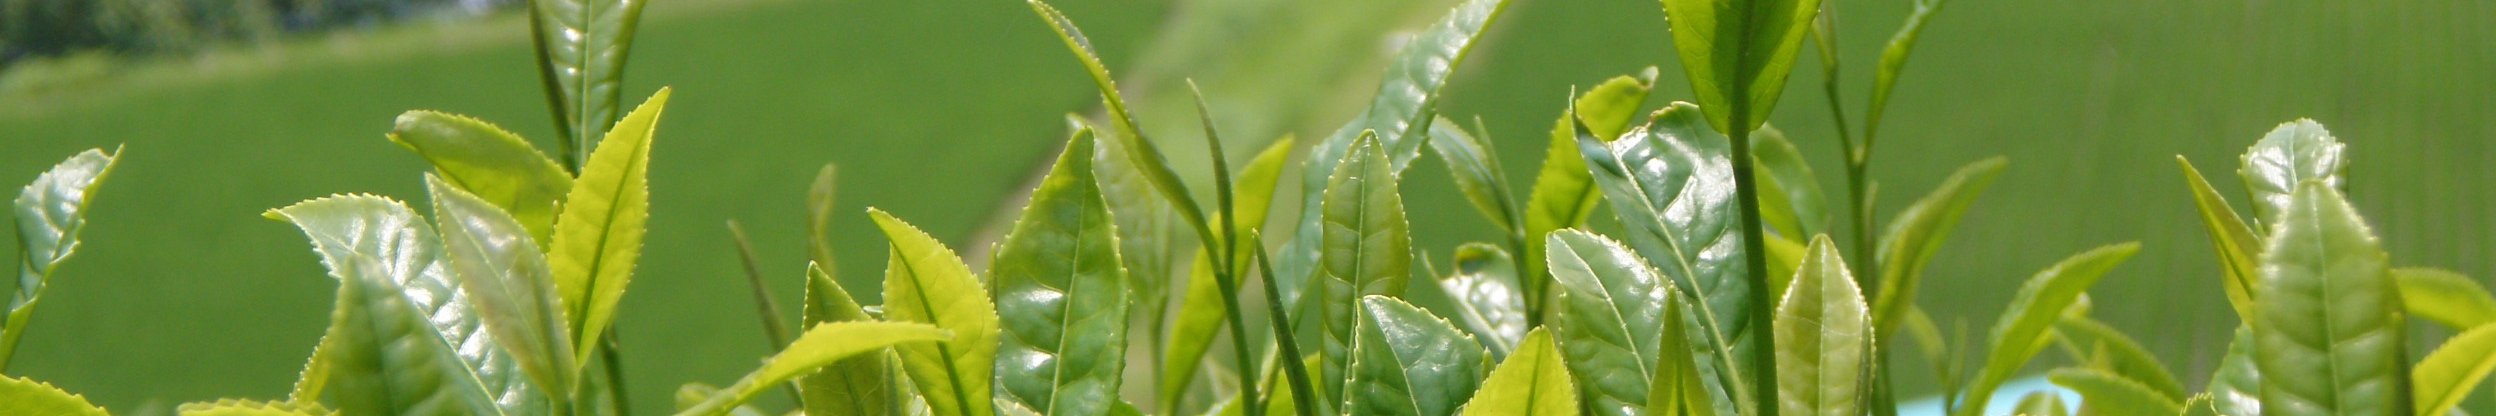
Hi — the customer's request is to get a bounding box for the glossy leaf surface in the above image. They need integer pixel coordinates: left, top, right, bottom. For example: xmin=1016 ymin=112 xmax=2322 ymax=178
xmin=2046 ymin=368 xmax=2180 ymax=416
xmin=1577 ymin=102 xmax=1757 ymax=406
xmin=799 ymin=263 xmax=898 ymax=416
xmin=1957 ymin=243 xmax=2139 ymax=416
xmin=1438 ymin=243 xmax=1526 ymax=354
xmin=871 ymin=209 xmax=1000 ymax=416
xmin=1773 ymin=236 xmax=1869 ymax=416
xmin=2394 ymin=268 xmax=2496 ymax=330
xmin=548 ymin=88 xmax=668 ymax=364
xmin=427 ymin=176 xmax=575 ymax=401
xmin=0 ymin=375 xmax=106 ymax=415
xmin=318 ymin=220 xmax=503 ymax=415
xmin=1659 ymin=0 xmax=1824 ymax=134
xmin=676 ymin=322 xmax=951 ymax=416
xmin=1521 ymin=73 xmax=1655 ymax=319
xmin=1871 ymin=157 xmax=2006 ymax=337
xmin=526 ymin=0 xmax=648 ymax=161
xmin=1343 ymin=296 xmax=1489 ymax=416
xmin=1090 ymin=119 xmax=1184 ymax=320
xmin=1461 ymin=327 xmax=1575 ymax=415
xmin=389 ymin=111 xmax=573 ymax=242
xmin=992 ymin=130 xmax=1131 ymax=416
xmin=1311 ymin=134 xmax=1414 ymax=406
xmin=4 ymin=148 xmax=118 ymax=367
xmin=2413 ymin=322 xmax=2496 ymax=416
xmin=1546 ymin=230 xmax=1728 ymax=415
xmin=2207 ymin=327 xmax=2262 ymax=416
xmin=2237 ymin=119 xmax=2344 ymax=227
xmin=2177 ymin=157 xmax=2262 ymax=321
xmin=2253 ymin=183 xmax=2404 ymax=416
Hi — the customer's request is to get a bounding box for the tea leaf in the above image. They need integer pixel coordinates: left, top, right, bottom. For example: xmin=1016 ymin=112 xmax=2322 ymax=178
xmin=798 ymin=263 xmax=899 ymax=416
xmin=1087 ymin=118 xmax=1185 ymax=323
xmin=2046 ymin=368 xmax=2180 ymax=415
xmin=1461 ymin=327 xmax=1576 ymax=415
xmin=1547 ymin=230 xmax=1725 ymax=415
xmin=807 ymin=164 xmax=841 ymax=277
xmin=2252 ymin=183 xmax=2405 ymax=416
xmin=1311 ymin=133 xmax=1414 ymax=406
xmin=1438 ymin=243 xmax=1527 ymax=354
xmin=676 ymin=322 xmax=952 ymax=416
xmin=1751 ymin=126 xmax=1827 ymax=239
xmin=2237 ymin=120 xmax=2344 ymax=228
xmin=175 ymin=399 xmax=332 ymax=416
xmin=1648 ymin=286 xmax=1729 ymax=416
xmin=1428 ymin=117 xmax=1518 ymax=230
xmin=388 ymin=111 xmax=573 ymax=243
xmin=1957 ymin=243 xmax=2139 ymax=416
xmin=992 ymin=130 xmax=1131 ymax=415
xmin=1521 ymin=73 xmax=1656 ymax=321
xmin=870 ymin=209 xmax=1001 ymax=416
xmin=2011 ymin=391 xmax=2067 ymax=416
xmin=673 ymin=383 xmax=764 ymax=416
xmin=322 ymin=226 xmax=503 ymax=414
xmin=2394 ymin=268 xmax=2496 ymax=330
xmin=0 ymin=375 xmax=106 ymax=415
xmin=2207 ymin=327 xmax=2262 ymax=416
xmin=1343 ymin=296 xmax=1489 ymax=416
xmin=1577 ymin=102 xmax=1758 ymax=410
xmin=1659 ymin=0 xmax=1824 ymax=134
xmin=3 ymin=148 xmax=118 ymax=368
xmin=427 ymin=176 xmax=576 ymax=402
xmin=1862 ymin=0 xmax=1949 ymax=138
xmin=525 ymin=0 xmax=649 ymax=162
xmin=1773 ymin=235 xmax=1870 ymax=416
xmin=2413 ymin=322 xmax=2496 ymax=416
xmin=1156 ymin=137 xmax=1293 ymax=414
xmin=1871 ymin=157 xmax=2006 ymax=339
xmin=2176 ymin=156 xmax=2261 ymax=322
xmin=1025 ymin=0 xmax=1208 ymax=244
xmin=548 ymin=88 xmax=668 ymax=364
xmin=2054 ymin=316 xmax=2182 ymax=401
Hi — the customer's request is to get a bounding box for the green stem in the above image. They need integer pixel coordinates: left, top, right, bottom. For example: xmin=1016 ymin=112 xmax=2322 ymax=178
xmin=725 ymin=220 xmax=804 ymax=404
xmin=601 ymin=332 xmax=633 ymax=416
xmin=1726 ymin=117 xmax=1781 ymax=416
xmin=1191 ymin=85 xmax=1262 ymax=416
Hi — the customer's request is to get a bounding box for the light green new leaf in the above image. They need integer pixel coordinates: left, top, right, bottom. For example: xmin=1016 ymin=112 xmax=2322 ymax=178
xmin=2176 ymin=156 xmax=2262 ymax=322
xmin=870 ymin=209 xmax=1001 ymax=416
xmin=1087 ymin=117 xmax=1185 ymax=322
xmin=2011 ymin=391 xmax=2067 ymax=416
xmin=1428 ymin=117 xmax=1518 ymax=230
xmin=427 ymin=176 xmax=576 ymax=402
xmin=1649 ymin=286 xmax=1727 ymax=416
xmin=1157 ymin=136 xmax=1293 ymax=414
xmin=2178 ymin=395 xmax=2221 ymax=416
xmin=548 ymin=88 xmax=668 ymax=365
xmin=289 ymin=329 xmax=341 ymax=403
xmin=0 ymin=375 xmax=106 ymax=415
xmin=4 ymin=148 xmax=118 ymax=368
xmin=2413 ymin=322 xmax=2496 ymax=416
xmin=992 ymin=130 xmax=1131 ymax=416
xmin=389 ymin=111 xmax=574 ymax=243
xmin=1547 ymin=230 xmax=1734 ymax=415
xmin=322 ymin=227 xmax=504 ymax=415
xmin=2253 ymin=182 xmax=2405 ymax=416
xmin=1871 ymin=157 xmax=2006 ymax=339
xmin=1521 ymin=72 xmax=1656 ymax=321
xmin=1026 ymin=0 xmax=1209 ymax=246
xmin=1438 ymin=243 xmax=1527 ymax=355
xmin=807 ymin=164 xmax=841 ymax=277
xmin=1659 ymin=0 xmax=1824 ymax=134
xmin=1462 ymin=327 xmax=1575 ymax=415
xmin=1861 ymin=0 xmax=1949 ymax=138
xmin=799 ymin=263 xmax=900 ymax=416
xmin=673 ymin=384 xmax=766 ymax=416
xmin=676 ymin=322 xmax=952 ymax=416
xmin=1773 ymin=236 xmax=1870 ymax=416
xmin=1750 ymin=126 xmax=1827 ymax=239
xmin=525 ymin=0 xmax=650 ymax=163
xmin=2394 ymin=268 xmax=2496 ymax=330
xmin=2054 ymin=316 xmax=2183 ymax=401
xmin=1763 ymin=234 xmax=1807 ymax=300
xmin=1343 ymin=296 xmax=1490 ymax=416
xmin=2046 ymin=368 xmax=2181 ymax=416
xmin=2207 ymin=327 xmax=2262 ymax=416
xmin=1956 ymin=243 xmax=2140 ymax=416
xmin=1310 ymin=133 xmax=1415 ymax=406
xmin=2237 ymin=120 xmax=2344 ymax=228
xmin=176 ymin=399 xmax=332 ymax=416
xmin=1577 ymin=102 xmax=1758 ymax=410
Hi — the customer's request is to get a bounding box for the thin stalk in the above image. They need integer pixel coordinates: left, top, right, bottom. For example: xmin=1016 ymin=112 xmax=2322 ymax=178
xmin=1252 ymin=234 xmax=1319 ymax=416
xmin=1191 ymin=81 xmax=1263 ymax=416
xmin=1726 ymin=114 xmax=1781 ymax=416
xmin=725 ymin=220 xmax=805 ymax=404
xmin=601 ymin=332 xmax=632 ymax=416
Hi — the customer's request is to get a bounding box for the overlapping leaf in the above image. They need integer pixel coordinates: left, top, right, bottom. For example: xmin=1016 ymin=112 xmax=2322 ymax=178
xmin=1773 ymin=236 xmax=1870 ymax=416
xmin=1461 ymin=327 xmax=1575 ymax=415
xmin=1871 ymin=157 xmax=2006 ymax=338
xmin=1428 ymin=117 xmax=1518 ymax=229
xmin=526 ymin=0 xmax=650 ymax=162
xmin=798 ymin=263 xmax=899 ymax=416
xmin=2047 ymin=368 xmax=2179 ymax=415
xmin=0 ymin=375 xmax=106 ymax=415
xmin=1659 ymin=0 xmax=1824 ymax=134
xmin=1956 ymin=243 xmax=2138 ymax=416
xmin=548 ymin=88 xmax=668 ymax=364
xmin=1309 ymin=133 xmax=1414 ymax=406
xmin=1342 ymin=296 xmax=1488 ymax=416
xmin=1546 ymin=230 xmax=1729 ymax=415
xmin=676 ymin=322 xmax=951 ymax=416
xmin=2054 ymin=316 xmax=2183 ymax=401
xmin=870 ymin=210 xmax=1000 ymax=416
xmin=1157 ymin=136 xmax=1293 ymax=414
xmin=1521 ymin=73 xmax=1656 ymax=322
xmin=389 ymin=112 xmax=573 ymax=242
xmin=2176 ymin=157 xmax=2263 ymax=322
xmin=2206 ymin=327 xmax=2262 ymax=416
xmin=2237 ymin=120 xmax=2344 ymax=228
xmin=1576 ymin=102 xmax=1758 ymax=409
xmin=427 ymin=176 xmax=575 ymax=402
xmin=991 ymin=130 xmax=1131 ymax=416
xmin=1750 ymin=126 xmax=1827 ymax=239
xmin=2393 ymin=268 xmax=2496 ymax=330
xmin=1437 ymin=243 xmax=1527 ymax=354
xmin=2252 ymin=183 xmax=2405 ymax=416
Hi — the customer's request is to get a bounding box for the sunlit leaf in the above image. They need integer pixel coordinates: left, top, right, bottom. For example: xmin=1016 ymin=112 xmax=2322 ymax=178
xmin=176 ymin=399 xmax=332 ymax=416
xmin=1750 ymin=126 xmax=1827 ymax=239
xmin=2011 ymin=391 xmax=2067 ymax=416
xmin=1547 ymin=229 xmax=1735 ymax=415
xmin=1647 ymin=285 xmax=1727 ymax=416
xmin=676 ymin=322 xmax=952 ymax=416
xmin=0 ymin=375 xmax=106 ymax=415
xmin=2413 ymin=322 xmax=2496 ymax=416
xmin=2252 ymin=182 xmax=2404 ymax=416
xmin=870 ymin=209 xmax=1001 ymax=416
xmin=427 ymin=175 xmax=576 ymax=402
xmin=1343 ymin=296 xmax=1489 ymax=416
xmin=2046 ymin=368 xmax=2180 ymax=415
xmin=1576 ymin=102 xmax=1758 ymax=411
xmin=2176 ymin=156 xmax=2262 ymax=323
xmin=547 ymin=88 xmax=668 ymax=365
xmin=673 ymin=383 xmax=766 ymax=416
xmin=2394 ymin=268 xmax=2496 ymax=330
xmin=1773 ymin=235 xmax=1870 ymax=416
xmin=1763 ymin=234 xmax=1807 ymax=300
xmin=3 ymin=148 xmax=118 ymax=367
xmin=2053 ymin=315 xmax=2183 ymax=401
xmin=1438 ymin=243 xmax=1527 ymax=355
xmin=1461 ymin=327 xmax=1575 ymax=415
xmin=388 ymin=111 xmax=573 ymax=243
xmin=798 ymin=263 xmax=901 ymax=416
xmin=1521 ymin=72 xmax=1656 ymax=322
xmin=1309 ymin=133 xmax=1415 ymax=406
xmin=1659 ymin=0 xmax=1824 ymax=134
xmin=2236 ymin=119 xmax=2344 ymax=228
xmin=1956 ymin=243 xmax=2139 ymax=416
xmin=1871 ymin=157 xmax=2007 ymax=339
xmin=525 ymin=0 xmax=650 ymax=164
xmin=992 ymin=130 xmax=1131 ymax=416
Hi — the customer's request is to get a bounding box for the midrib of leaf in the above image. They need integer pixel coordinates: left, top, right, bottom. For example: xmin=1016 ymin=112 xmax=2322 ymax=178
xmin=1585 ymin=137 xmax=1751 ymax=403
xmin=570 ymin=134 xmax=644 ymax=344
xmin=895 ymin=255 xmax=978 ymax=415
xmin=1041 ymin=203 xmax=1098 ymax=414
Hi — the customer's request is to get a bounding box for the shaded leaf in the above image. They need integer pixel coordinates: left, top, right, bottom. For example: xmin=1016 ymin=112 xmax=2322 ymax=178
xmin=1659 ymin=0 xmax=1824 ymax=134
xmin=2237 ymin=120 xmax=2345 ymax=228
xmin=992 ymin=130 xmax=1131 ymax=416
xmin=2252 ymin=183 xmax=2405 ymax=416
xmin=2047 ymin=368 xmax=2180 ymax=415
xmin=1547 ymin=230 xmax=1734 ymax=415
xmin=1157 ymin=136 xmax=1294 ymax=414
xmin=548 ymin=88 xmax=669 ymax=364
xmin=2394 ymin=268 xmax=2496 ymax=330
xmin=1521 ymin=72 xmax=1657 ymax=322
xmin=526 ymin=0 xmax=650 ymax=163
xmin=1462 ymin=327 xmax=1575 ymax=415
xmin=0 ymin=375 xmax=106 ymax=415
xmin=1773 ymin=235 xmax=1870 ymax=416
xmin=1871 ymin=157 xmax=2007 ymax=339
xmin=1026 ymin=0 xmax=1209 ymax=246
xmin=2413 ymin=322 xmax=2496 ymax=416
xmin=799 ymin=263 xmax=900 ymax=416
xmin=2054 ymin=316 xmax=2183 ymax=401
xmin=1343 ymin=296 xmax=1490 ymax=416
xmin=1861 ymin=0 xmax=1950 ymax=138
xmin=807 ymin=164 xmax=841 ymax=279
xmin=4 ymin=147 xmax=119 ymax=367
xmin=427 ymin=176 xmax=576 ymax=401
xmin=2206 ymin=327 xmax=2262 ymax=416
xmin=1428 ymin=117 xmax=1518 ymax=230
xmin=870 ymin=209 xmax=1001 ymax=416
xmin=1309 ymin=133 xmax=1415 ymax=406
xmin=1750 ymin=126 xmax=1827 ymax=239
xmin=2176 ymin=157 xmax=2262 ymax=322
xmin=1577 ymin=102 xmax=1758 ymax=411
xmin=1956 ymin=243 xmax=2140 ymax=416
xmin=1438 ymin=243 xmax=1527 ymax=355
xmin=676 ymin=322 xmax=952 ymax=416
xmin=388 ymin=111 xmax=573 ymax=243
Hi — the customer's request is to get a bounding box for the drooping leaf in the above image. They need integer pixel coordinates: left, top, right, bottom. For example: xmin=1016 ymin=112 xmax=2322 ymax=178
xmin=2053 ymin=316 xmax=2183 ymax=401
xmin=1956 ymin=243 xmax=2140 ymax=416
xmin=799 ymin=263 xmax=901 ymax=416
xmin=1577 ymin=102 xmax=1758 ymax=411
xmin=1659 ymin=0 xmax=1825 ymax=135
xmin=1461 ymin=327 xmax=1576 ymax=415
xmin=1429 ymin=117 xmax=1519 ymax=230
xmin=1750 ymin=126 xmax=1828 ymax=239
xmin=870 ymin=209 xmax=1001 ymax=416
xmin=2047 ymin=368 xmax=2180 ymax=415
xmin=2394 ymin=268 xmax=2496 ymax=330
xmin=427 ymin=176 xmax=576 ymax=402
xmin=1309 ymin=133 xmax=1415 ymax=406
xmin=3 ymin=148 xmax=118 ymax=367
xmin=1773 ymin=235 xmax=1871 ymax=416
xmin=1438 ymin=243 xmax=1527 ymax=355
xmin=1026 ymin=0 xmax=1210 ymax=247
xmin=2236 ymin=120 xmax=2345 ymax=228
xmin=388 ymin=111 xmax=573 ymax=243
xmin=1861 ymin=0 xmax=1950 ymax=138
xmin=2011 ymin=391 xmax=2067 ymax=416
xmin=1871 ymin=157 xmax=2007 ymax=339
xmin=1547 ymin=230 xmax=1734 ymax=415
xmin=991 ymin=130 xmax=1131 ymax=416
xmin=525 ymin=0 xmax=650 ymax=164
xmin=0 ymin=375 xmax=106 ymax=415
xmin=2413 ymin=322 xmax=2496 ymax=416
xmin=2175 ymin=157 xmax=2264 ymax=322
xmin=547 ymin=88 xmax=668 ymax=365
xmin=1343 ymin=296 xmax=1490 ymax=416
xmin=2252 ymin=182 xmax=2406 ymax=416
xmin=676 ymin=322 xmax=953 ymax=416
xmin=807 ymin=164 xmax=841 ymax=278
xmin=176 ymin=399 xmax=333 ymax=416
xmin=2206 ymin=327 xmax=2262 ymax=416
xmin=1521 ymin=72 xmax=1657 ymax=322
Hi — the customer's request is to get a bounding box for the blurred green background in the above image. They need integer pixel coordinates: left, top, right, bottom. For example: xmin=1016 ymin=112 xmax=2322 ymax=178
xmin=1 ymin=0 xmax=2491 ymax=413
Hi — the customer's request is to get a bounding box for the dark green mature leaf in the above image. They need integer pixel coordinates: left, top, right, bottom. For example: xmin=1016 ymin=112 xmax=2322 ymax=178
xmin=526 ymin=0 xmax=650 ymax=164
xmin=1751 ymin=126 xmax=1827 ymax=239
xmin=2054 ymin=316 xmax=2183 ymax=401
xmin=1861 ymin=0 xmax=1949 ymax=137
xmin=2176 ymin=157 xmax=2261 ymax=322
xmin=1310 ymin=133 xmax=1415 ymax=406
xmin=1087 ymin=117 xmax=1185 ymax=321
xmin=2254 ymin=182 xmax=2406 ymax=416
xmin=676 ymin=322 xmax=952 ymax=416
xmin=1438 ymin=243 xmax=1527 ymax=355
xmin=548 ymin=88 xmax=667 ymax=365
xmin=2415 ymin=322 xmax=2496 ymax=416
xmin=1659 ymin=0 xmax=1824 ymax=134
xmin=2394 ymin=268 xmax=2496 ymax=330
xmin=389 ymin=112 xmax=573 ymax=243
xmin=427 ymin=176 xmax=576 ymax=402
xmin=992 ymin=130 xmax=1131 ymax=416
xmin=799 ymin=263 xmax=899 ymax=416
xmin=2047 ymin=368 xmax=2181 ymax=416
xmin=1344 ymin=296 xmax=1489 ymax=416
xmin=1773 ymin=236 xmax=1870 ymax=416
xmin=1429 ymin=117 xmax=1518 ymax=230
xmin=1546 ymin=230 xmax=1735 ymax=415
xmin=1956 ymin=243 xmax=2140 ymax=416
xmin=1025 ymin=0 xmax=1210 ymax=248
xmin=3 ymin=148 xmax=118 ymax=368
xmin=0 ymin=375 xmax=106 ymax=415
xmin=2237 ymin=119 xmax=2345 ymax=228
xmin=175 ymin=399 xmax=332 ymax=416
xmin=807 ymin=164 xmax=841 ymax=277
xmin=869 ymin=209 xmax=1001 ymax=416
xmin=1577 ymin=102 xmax=1758 ymax=410
xmin=1156 ymin=137 xmax=1294 ymax=414
xmin=1462 ymin=327 xmax=1575 ymax=415
xmin=2207 ymin=328 xmax=2262 ymax=416
xmin=2012 ymin=391 xmax=2067 ymax=416
xmin=1871 ymin=157 xmax=2006 ymax=339
xmin=1521 ymin=73 xmax=1656 ymax=322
